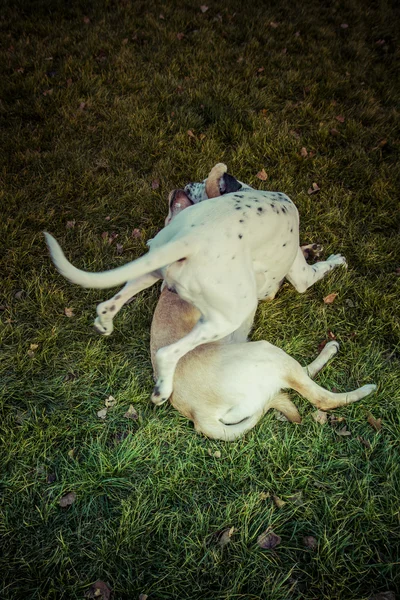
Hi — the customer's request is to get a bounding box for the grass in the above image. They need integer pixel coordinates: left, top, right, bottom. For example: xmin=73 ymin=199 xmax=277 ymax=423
xmin=1 ymin=0 xmax=400 ymax=598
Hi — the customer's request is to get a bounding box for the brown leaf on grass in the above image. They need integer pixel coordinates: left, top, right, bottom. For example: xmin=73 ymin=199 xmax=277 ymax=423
xmin=270 ymin=21 xmax=279 ymax=28
xmin=97 ymin=408 xmax=108 ymax=419
xmin=28 ymin=343 xmax=39 ymax=358
xmin=323 ymin=292 xmax=338 ymax=304
xmin=101 ymin=231 xmax=109 ymax=241
xmin=66 ymin=220 xmax=76 ymax=229
xmin=199 ymin=133 xmax=206 ymax=140
xmin=84 ymin=581 xmax=111 ymax=600
xmin=116 ymin=243 xmax=124 ymax=255
xmin=15 ymin=290 xmax=25 ymax=300
xmin=132 ymin=228 xmax=142 ymax=239
xmin=187 ymin=129 xmax=195 ymax=138
xmin=340 ymin=23 xmax=349 ymax=29
xmin=312 ymin=410 xmax=328 ymax=425
xmin=159 ymin=13 xmax=165 ymax=19
xmin=67 ymin=449 xmax=75 ymax=459
xmin=335 ymin=115 xmax=345 ymax=123
xmin=304 ymin=536 xmax=317 ymax=549
xmin=335 ymin=425 xmax=351 ymax=437
xmin=105 ymin=216 xmax=111 ymax=221
xmin=257 ymin=528 xmax=281 ymax=549
xmin=307 ymin=182 xmax=320 ymax=195
xmin=151 ymin=178 xmax=160 ymax=190
xmin=66 ymin=77 xmax=73 ymax=87
xmin=367 ymin=413 xmax=382 ymax=432
xmin=288 ymin=491 xmax=304 ymax=506
xmin=139 ymin=595 xmax=148 ymax=600
xmin=259 ymin=491 xmax=270 ymax=500
xmin=300 ymin=147 xmax=308 ymax=158
xmin=369 ymin=593 xmax=395 ymax=600
xmin=218 ymin=526 xmax=235 ymax=548
xmin=358 ymin=436 xmax=371 ymax=449
xmin=59 ymin=492 xmax=76 ymax=507
xmin=64 ymin=307 xmax=74 ymax=318
xmin=257 ymin=67 xmax=265 ymax=73
xmin=43 ymin=88 xmax=53 ymax=96
xmin=328 ymin=331 xmax=336 ymax=340
xmin=176 ymin=32 xmax=185 ymax=40
xmin=290 ymin=129 xmax=301 ymax=139
xmin=372 ymin=139 xmax=387 ymax=150
xmin=208 ymin=449 xmax=221 ymax=458
xmin=256 ymin=168 xmax=268 ymax=181
xmin=108 ymin=232 xmax=118 ymax=244
xmin=105 ymin=395 xmax=117 ymax=408
xmin=47 ymin=473 xmax=56 ymax=484
xmin=200 ymin=4 xmax=209 ymax=12
xmin=329 ymin=414 xmax=346 ymax=424
xmin=124 ymin=404 xmax=138 ymax=420
xmin=272 ymin=495 xmax=286 ymax=508
xmin=83 ymin=16 xmax=91 ymax=24
xmin=78 ymin=101 xmax=87 ymax=111
xmin=330 ymin=128 xmax=340 ymax=136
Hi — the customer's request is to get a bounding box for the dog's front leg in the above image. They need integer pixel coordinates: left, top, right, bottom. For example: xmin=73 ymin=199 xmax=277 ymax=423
xmin=94 ymin=273 xmax=160 ymax=335
xmin=286 ymin=247 xmax=347 ymax=293
xmin=151 ymin=312 xmax=242 ymax=405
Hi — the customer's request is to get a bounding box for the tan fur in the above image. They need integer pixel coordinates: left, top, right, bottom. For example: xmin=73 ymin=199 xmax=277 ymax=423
xmin=205 ymin=163 xmax=227 ymax=199
xmin=150 ymin=288 xmax=376 ymax=440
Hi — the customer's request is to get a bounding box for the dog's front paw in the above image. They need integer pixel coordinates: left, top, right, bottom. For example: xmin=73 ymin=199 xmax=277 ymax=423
xmin=327 ymin=254 xmax=347 ymax=268
xmin=93 ymin=316 xmax=114 ymax=336
xmin=151 ymin=380 xmax=172 ymax=406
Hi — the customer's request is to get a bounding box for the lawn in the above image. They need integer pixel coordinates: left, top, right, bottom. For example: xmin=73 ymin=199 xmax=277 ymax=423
xmin=1 ymin=0 xmax=399 ymax=598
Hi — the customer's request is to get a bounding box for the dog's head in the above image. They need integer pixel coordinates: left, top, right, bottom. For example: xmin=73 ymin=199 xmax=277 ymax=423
xmin=184 ymin=163 xmax=249 ymax=204
xmin=165 ymin=163 xmax=251 ymax=225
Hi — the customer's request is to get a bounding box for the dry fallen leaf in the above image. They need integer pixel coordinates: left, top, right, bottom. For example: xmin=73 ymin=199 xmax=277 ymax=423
xmin=15 ymin=290 xmax=25 ymax=300
xmin=66 ymin=220 xmax=76 ymax=229
xmin=270 ymin=21 xmax=279 ymax=28
xmin=84 ymin=581 xmax=111 ymax=600
xmin=200 ymin=4 xmax=209 ymax=12
xmin=328 ymin=331 xmax=337 ymax=340
xmin=123 ymin=404 xmax=138 ymax=420
xmin=139 ymin=595 xmax=148 ymax=600
xmin=132 ymin=228 xmax=142 ymax=239
xmin=323 ymin=292 xmax=338 ymax=304
xmin=116 ymin=243 xmax=124 ymax=255
xmin=300 ymin=147 xmax=308 ymax=158
xmin=199 ymin=133 xmax=206 ymax=140
xmin=312 ymin=410 xmax=328 ymax=425
xmin=335 ymin=425 xmax=351 ymax=437
xmin=64 ymin=307 xmax=74 ymax=318
xmin=259 ymin=491 xmax=270 ymax=500
xmin=187 ymin=129 xmax=195 ymax=138
xmin=256 ymin=168 xmax=268 ymax=181
xmin=257 ymin=528 xmax=281 ymax=549
xmin=83 ymin=16 xmax=91 ymax=24
xmin=358 ymin=436 xmax=371 ymax=449
xmin=59 ymin=491 xmax=76 ymax=507
xmin=97 ymin=408 xmax=108 ymax=420
xmin=329 ymin=414 xmax=346 ymax=424
xmin=218 ymin=526 xmax=235 ymax=548
xmin=330 ymin=128 xmax=340 ymax=136
xmin=340 ymin=23 xmax=349 ymax=29
xmin=336 ymin=115 xmax=345 ymax=123
xmin=288 ymin=491 xmax=304 ymax=506
xmin=304 ymin=536 xmax=317 ymax=550
xmin=67 ymin=448 xmax=75 ymax=459
xmin=367 ymin=413 xmax=382 ymax=432
xmin=47 ymin=473 xmax=56 ymax=484
xmin=105 ymin=395 xmax=117 ymax=408
xmin=176 ymin=32 xmax=185 ymax=40
xmin=78 ymin=101 xmax=87 ymax=111
xmin=272 ymin=495 xmax=286 ymax=508
xmin=208 ymin=449 xmax=221 ymax=458
xmin=151 ymin=178 xmax=160 ymax=189
xmin=307 ymin=182 xmax=320 ymax=195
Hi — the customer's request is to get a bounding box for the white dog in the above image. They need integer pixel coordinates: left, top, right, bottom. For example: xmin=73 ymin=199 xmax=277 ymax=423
xmin=45 ymin=163 xmax=347 ymax=405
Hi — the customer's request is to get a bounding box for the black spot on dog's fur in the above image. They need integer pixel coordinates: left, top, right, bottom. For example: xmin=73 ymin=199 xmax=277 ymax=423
xmin=236 ymin=206 xmax=242 ymax=210
xmin=110 ymin=305 xmax=116 ymax=312
xmin=290 ymin=228 xmax=293 ymax=233
xmin=246 ymin=204 xmax=251 ymax=208
xmin=239 ymin=219 xmax=244 ymax=223
xmin=283 ymin=243 xmax=286 ymax=247
xmin=238 ymin=234 xmax=243 ymax=239
xmin=178 ymin=257 xmax=186 ymax=262
xmin=235 ymin=194 xmax=244 ymax=198
xmin=115 ymin=294 xmax=121 ymax=300
xmin=257 ymin=207 xmax=263 ymax=212
xmin=102 ymin=310 xmax=107 ymax=314
xmin=153 ymin=387 xmax=161 ymax=397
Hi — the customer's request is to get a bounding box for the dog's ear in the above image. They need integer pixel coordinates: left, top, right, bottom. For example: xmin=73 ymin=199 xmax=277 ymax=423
xmin=165 ymin=189 xmax=194 ymax=224
xmin=205 ymin=163 xmax=242 ymax=198
xmin=220 ymin=172 xmax=242 ymax=194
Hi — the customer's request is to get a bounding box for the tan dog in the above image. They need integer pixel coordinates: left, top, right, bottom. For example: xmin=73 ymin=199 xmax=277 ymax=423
xmin=150 ymin=287 xmax=376 ymax=440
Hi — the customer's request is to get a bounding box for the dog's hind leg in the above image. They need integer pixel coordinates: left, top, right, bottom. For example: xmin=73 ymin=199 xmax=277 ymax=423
xmin=304 ymin=341 xmax=340 ymax=378
xmin=94 ymin=273 xmax=160 ymax=335
xmin=286 ymin=247 xmax=347 ymax=293
xmin=285 ymin=362 xmax=376 ymax=411
xmin=152 ymin=306 xmax=255 ymax=405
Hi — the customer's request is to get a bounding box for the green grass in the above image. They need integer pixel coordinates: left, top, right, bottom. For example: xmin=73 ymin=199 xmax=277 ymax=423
xmin=1 ymin=0 xmax=400 ymax=598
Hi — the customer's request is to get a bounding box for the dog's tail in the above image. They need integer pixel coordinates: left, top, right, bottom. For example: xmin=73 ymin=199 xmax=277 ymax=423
xmin=44 ymin=232 xmax=188 ymax=289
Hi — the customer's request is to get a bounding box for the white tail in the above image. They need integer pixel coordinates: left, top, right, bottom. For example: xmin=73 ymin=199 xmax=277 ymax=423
xmin=44 ymin=232 xmax=188 ymax=289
